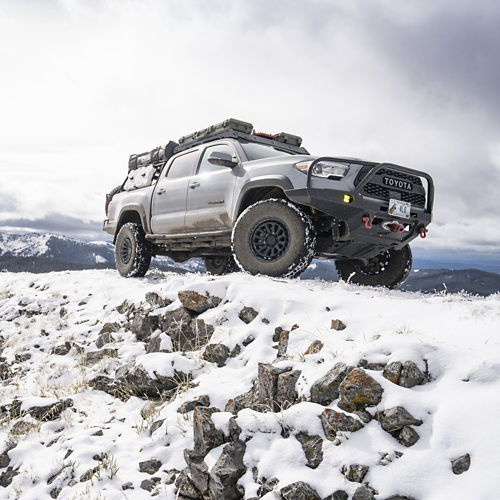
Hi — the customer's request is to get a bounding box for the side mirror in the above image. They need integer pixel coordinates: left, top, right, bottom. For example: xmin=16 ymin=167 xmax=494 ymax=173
xmin=207 ymin=151 xmax=238 ymax=168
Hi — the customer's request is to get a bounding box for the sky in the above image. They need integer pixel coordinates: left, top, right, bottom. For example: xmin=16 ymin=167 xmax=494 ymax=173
xmin=1 ymin=0 xmax=500 ymax=258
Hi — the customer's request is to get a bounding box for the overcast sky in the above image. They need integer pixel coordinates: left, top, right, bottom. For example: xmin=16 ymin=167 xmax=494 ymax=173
xmin=1 ymin=0 xmax=499 ymax=253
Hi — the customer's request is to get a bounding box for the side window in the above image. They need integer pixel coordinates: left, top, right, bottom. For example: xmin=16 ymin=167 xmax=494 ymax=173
xmin=166 ymin=150 xmax=198 ymax=179
xmin=198 ymin=144 xmax=235 ymax=175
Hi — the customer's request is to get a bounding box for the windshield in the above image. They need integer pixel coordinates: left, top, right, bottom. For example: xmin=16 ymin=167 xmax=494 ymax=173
xmin=240 ymin=142 xmax=295 ymax=161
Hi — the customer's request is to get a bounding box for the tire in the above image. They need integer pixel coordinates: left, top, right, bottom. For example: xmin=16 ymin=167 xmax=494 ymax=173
xmin=105 ymin=185 xmax=121 ymax=215
xmin=335 ymin=245 xmax=412 ymax=289
xmin=231 ymin=198 xmax=316 ymax=279
xmin=114 ymin=222 xmax=152 ymax=278
xmin=203 ymin=256 xmax=238 ymax=275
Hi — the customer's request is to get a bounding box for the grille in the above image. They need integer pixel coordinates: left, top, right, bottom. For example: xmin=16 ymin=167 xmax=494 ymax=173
xmin=376 ymin=168 xmax=422 ymax=186
xmin=401 ymin=192 xmax=425 ymax=207
xmin=363 ymin=182 xmax=426 ymax=208
xmin=364 ymin=183 xmax=390 ymax=199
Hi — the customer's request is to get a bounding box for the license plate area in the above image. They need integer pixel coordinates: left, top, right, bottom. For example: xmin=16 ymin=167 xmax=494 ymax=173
xmin=388 ymin=198 xmax=411 ymax=219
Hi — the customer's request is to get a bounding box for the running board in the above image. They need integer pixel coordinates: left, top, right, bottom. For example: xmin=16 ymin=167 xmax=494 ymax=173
xmin=145 ymin=230 xmax=231 ymax=250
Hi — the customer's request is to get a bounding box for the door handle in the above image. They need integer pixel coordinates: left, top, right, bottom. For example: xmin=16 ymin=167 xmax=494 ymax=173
xmin=189 ymin=182 xmax=200 ymax=189
xmin=157 ymin=188 xmax=166 ymax=195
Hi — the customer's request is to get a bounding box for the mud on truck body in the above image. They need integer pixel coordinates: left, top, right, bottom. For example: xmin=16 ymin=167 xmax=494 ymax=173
xmin=104 ymin=119 xmax=434 ymax=288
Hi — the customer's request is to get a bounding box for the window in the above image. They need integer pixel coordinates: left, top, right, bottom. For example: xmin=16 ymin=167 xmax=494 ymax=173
xmin=198 ymin=144 xmax=236 ymax=175
xmin=166 ymin=150 xmax=198 ymax=179
xmin=240 ymin=142 xmax=294 ymax=161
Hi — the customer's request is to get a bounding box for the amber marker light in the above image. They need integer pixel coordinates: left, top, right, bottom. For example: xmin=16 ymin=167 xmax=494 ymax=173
xmin=344 ymin=194 xmax=354 ymax=203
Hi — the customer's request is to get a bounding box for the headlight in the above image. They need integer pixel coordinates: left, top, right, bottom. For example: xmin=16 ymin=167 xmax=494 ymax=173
xmin=295 ymin=160 xmax=350 ymax=179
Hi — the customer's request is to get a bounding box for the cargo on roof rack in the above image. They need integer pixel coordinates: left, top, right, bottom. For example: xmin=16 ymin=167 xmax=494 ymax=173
xmin=128 ymin=141 xmax=177 ymax=172
xmin=178 ymin=118 xmax=253 ymax=146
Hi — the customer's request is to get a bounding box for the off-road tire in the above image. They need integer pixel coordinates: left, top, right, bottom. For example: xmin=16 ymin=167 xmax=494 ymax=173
xmin=115 ymin=222 xmax=152 ymax=278
xmin=105 ymin=185 xmax=121 ymax=215
xmin=203 ymin=256 xmax=238 ymax=275
xmin=232 ymin=198 xmax=316 ymax=279
xmin=335 ymin=244 xmax=412 ymax=289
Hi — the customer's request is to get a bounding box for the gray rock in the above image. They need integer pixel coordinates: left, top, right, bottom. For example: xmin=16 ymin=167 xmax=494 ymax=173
xmin=96 ymin=331 xmax=115 ymax=349
xmin=0 ymin=467 xmax=18 ymax=487
xmin=320 ymin=409 xmax=364 ymax=440
xmin=303 ymin=340 xmax=323 ymax=355
xmin=79 ymin=467 xmax=99 ymax=482
xmin=378 ymin=407 xmax=422 ymax=433
xmin=145 ymin=291 xmax=172 ymax=308
xmin=277 ymin=329 xmax=289 ymax=357
xmin=280 ymin=481 xmax=321 ymax=500
xmin=239 ymin=306 xmax=258 ymax=324
xmin=383 ymin=362 xmax=403 ymax=384
xmin=130 ymin=314 xmax=160 ymax=342
xmin=257 ymin=477 xmax=279 ymax=497
xmin=385 ymin=496 xmax=417 ymax=500
xmin=353 ymin=485 xmax=377 ymax=500
xmin=225 ymin=389 xmax=258 ymax=414
xmin=343 ymin=464 xmax=369 ymax=483
xmin=310 ymin=362 xmax=352 ymax=406
xmin=27 ymin=398 xmax=73 ymax=421
xmin=140 ymin=477 xmax=161 ymax=492
xmin=295 ymin=432 xmax=323 ymax=469
xmin=191 ymin=318 xmax=214 ymax=343
xmin=99 ymin=322 xmax=120 ymax=335
xmin=178 ymin=290 xmax=221 ymax=313
xmin=52 ymin=342 xmax=72 ymax=355
xmin=121 ymin=482 xmax=134 ymax=490
xmin=358 ymin=359 xmax=386 ymax=371
xmin=15 ymin=352 xmax=31 ymax=363
xmin=85 ymin=348 xmax=117 ymax=364
xmin=353 ymin=410 xmax=373 ymax=424
xmin=276 ymin=369 xmax=301 ymax=408
xmin=399 ymin=361 xmax=427 ymax=388
xmin=339 ymin=368 xmax=384 ymax=411
xmin=146 ymin=333 xmax=164 ymax=354
xmin=330 ymin=319 xmax=347 ymax=331
xmin=397 ymin=426 xmax=420 ymax=447
xmin=139 ymin=459 xmax=162 ymax=475
xmin=209 ymin=441 xmax=246 ymax=500
xmin=193 ymin=407 xmax=227 ymax=455
xmin=202 ymin=344 xmax=230 ymax=367
xmin=184 ymin=448 xmax=209 ymax=495
xmin=0 ymin=362 xmax=11 ymax=381
xmin=451 ymin=453 xmax=471 ymax=475
xmin=178 ymin=395 xmax=211 ymax=414
xmin=49 ymin=486 xmax=62 ymax=498
xmin=161 ymin=307 xmax=198 ymax=351
xmin=273 ymin=326 xmax=288 ymax=342
xmin=258 ymin=363 xmax=299 ymax=411
xmin=324 ymin=491 xmax=348 ymax=500
xmin=149 ymin=419 xmax=165 ymax=435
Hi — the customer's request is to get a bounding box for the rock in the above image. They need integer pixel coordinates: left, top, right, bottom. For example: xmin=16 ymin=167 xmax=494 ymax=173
xmin=146 ymin=291 xmax=172 ymax=308
xmin=257 ymin=363 xmax=300 ymax=411
xmin=304 ymin=340 xmax=323 ymax=355
xmin=192 ymin=318 xmax=214 ymax=342
xmin=116 ymin=300 xmax=132 ymax=315
xmin=52 ymin=342 xmax=72 ymax=355
xmin=178 ymin=290 xmax=221 ymax=313
xmin=273 ymin=327 xmax=288 ymax=342
xmin=451 ymin=453 xmax=471 ymax=475
xmin=209 ymin=441 xmax=246 ymax=500
xmin=146 ymin=332 xmax=171 ymax=353
xmin=225 ymin=390 xmax=258 ymax=414
xmin=339 ymin=368 xmax=383 ymax=411
xmin=295 ymin=432 xmax=323 ymax=469
xmin=277 ymin=329 xmax=289 ymax=357
xmin=202 ymin=344 xmax=230 ymax=367
xmin=96 ymin=331 xmax=115 ymax=349
xmin=0 ymin=467 xmax=18 ymax=487
xmin=397 ymin=426 xmax=420 ymax=447
xmin=276 ymin=370 xmax=301 ymax=408
xmin=10 ymin=420 xmax=35 ymax=436
xmin=399 ymin=361 xmax=427 ymax=388
xmin=385 ymin=496 xmax=417 ymax=500
xmin=377 ymin=407 xmax=422 ymax=433
xmin=99 ymin=322 xmax=120 ymax=334
xmin=330 ymin=319 xmax=346 ymax=331
xmin=15 ymin=352 xmax=31 ymax=363
xmin=184 ymin=448 xmax=209 ymax=495
xmin=140 ymin=477 xmax=161 ymax=492
xmin=310 ymin=362 xmax=352 ymax=406
xmin=353 ymin=410 xmax=372 ymax=424
xmin=239 ymin=306 xmax=258 ymax=324
xmin=352 ymin=485 xmax=377 ymax=500
xmin=383 ymin=361 xmax=403 ymax=384
xmin=0 ymin=443 xmax=15 ymax=469
xmin=320 ymin=409 xmax=364 ymax=440
xmin=49 ymin=486 xmax=62 ymax=498
xmin=343 ymin=464 xmax=369 ymax=483
xmin=280 ymin=481 xmax=321 ymax=500
xmin=121 ymin=482 xmax=134 ymax=490
xmin=0 ymin=362 xmax=11 ymax=381
xmin=89 ymin=375 xmax=123 ymax=399
xmin=27 ymin=398 xmax=73 ymax=421
xmin=161 ymin=307 xmax=197 ymax=351
xmin=193 ymin=407 xmax=227 ymax=455
xmin=257 ymin=477 xmax=279 ymax=497
xmin=149 ymin=419 xmax=165 ymax=435
xmin=230 ymin=344 xmax=242 ymax=358
xmin=178 ymin=395 xmax=211 ymax=414
xmin=139 ymin=459 xmax=162 ymax=475
xmin=80 ymin=467 xmax=99 ymax=482
xmin=324 ymin=491 xmax=348 ymax=500
xmin=358 ymin=359 xmax=386 ymax=371
xmin=130 ymin=314 xmax=160 ymax=342
xmin=85 ymin=348 xmax=118 ymax=364
xmin=175 ymin=469 xmax=201 ymax=498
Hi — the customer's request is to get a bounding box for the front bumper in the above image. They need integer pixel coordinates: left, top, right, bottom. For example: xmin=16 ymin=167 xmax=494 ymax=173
xmin=285 ymin=158 xmax=434 ymax=260
xmin=103 ymin=219 xmax=115 ymax=236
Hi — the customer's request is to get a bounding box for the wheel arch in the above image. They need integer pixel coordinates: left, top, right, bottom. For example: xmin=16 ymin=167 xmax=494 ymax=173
xmin=114 ymin=206 xmax=148 ymax=243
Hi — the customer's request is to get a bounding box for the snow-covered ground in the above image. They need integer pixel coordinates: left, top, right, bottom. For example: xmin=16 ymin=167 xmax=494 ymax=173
xmin=0 ymin=270 xmax=499 ymax=499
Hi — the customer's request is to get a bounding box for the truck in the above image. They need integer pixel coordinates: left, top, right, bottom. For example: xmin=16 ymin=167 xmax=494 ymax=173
xmin=103 ymin=119 xmax=434 ymax=288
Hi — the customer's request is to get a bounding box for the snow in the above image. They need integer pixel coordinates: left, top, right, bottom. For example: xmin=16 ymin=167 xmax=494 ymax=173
xmin=0 ymin=232 xmax=51 ymax=257
xmin=0 ymin=269 xmax=498 ymax=499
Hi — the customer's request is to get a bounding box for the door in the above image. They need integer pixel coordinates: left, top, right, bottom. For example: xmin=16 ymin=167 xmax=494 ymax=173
xmin=184 ymin=143 xmax=239 ymax=233
xmin=150 ymin=149 xmax=200 ymax=234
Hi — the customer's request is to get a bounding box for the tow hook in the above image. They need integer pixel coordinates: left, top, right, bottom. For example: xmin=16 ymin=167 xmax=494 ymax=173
xmin=419 ymin=226 xmax=428 ymax=239
xmin=362 ymin=216 xmax=373 ymax=230
xmin=382 ymin=221 xmax=406 ymax=233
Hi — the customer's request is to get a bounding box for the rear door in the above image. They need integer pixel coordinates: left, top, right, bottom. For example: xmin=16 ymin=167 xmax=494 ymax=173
xmin=184 ymin=142 xmax=239 ymax=233
xmin=150 ymin=149 xmax=200 ymax=234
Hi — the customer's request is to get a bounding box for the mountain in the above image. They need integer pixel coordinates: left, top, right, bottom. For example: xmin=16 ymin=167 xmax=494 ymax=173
xmin=0 ymin=269 xmax=498 ymax=498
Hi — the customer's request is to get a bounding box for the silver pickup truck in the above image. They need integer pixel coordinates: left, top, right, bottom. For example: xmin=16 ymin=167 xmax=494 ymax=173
xmin=104 ymin=119 xmax=434 ymax=288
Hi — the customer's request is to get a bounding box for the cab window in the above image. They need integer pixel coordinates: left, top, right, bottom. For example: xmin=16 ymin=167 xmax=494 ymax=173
xmin=166 ymin=150 xmax=198 ymax=179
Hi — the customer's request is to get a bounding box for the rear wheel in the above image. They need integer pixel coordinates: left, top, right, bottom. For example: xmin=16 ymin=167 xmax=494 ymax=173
xmin=115 ymin=222 xmax=152 ymax=277
xmin=232 ymin=199 xmax=316 ymax=278
xmin=335 ymin=245 xmax=412 ymax=289
xmin=203 ymin=256 xmax=238 ymax=275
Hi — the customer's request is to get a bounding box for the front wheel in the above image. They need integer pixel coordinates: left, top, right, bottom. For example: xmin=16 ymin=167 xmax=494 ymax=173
xmin=231 ymin=198 xmax=316 ymax=279
xmin=114 ymin=222 xmax=152 ymax=277
xmin=335 ymin=245 xmax=412 ymax=289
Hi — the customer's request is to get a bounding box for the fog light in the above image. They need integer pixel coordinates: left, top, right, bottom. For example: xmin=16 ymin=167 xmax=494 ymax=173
xmin=343 ymin=194 xmax=354 ymax=203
